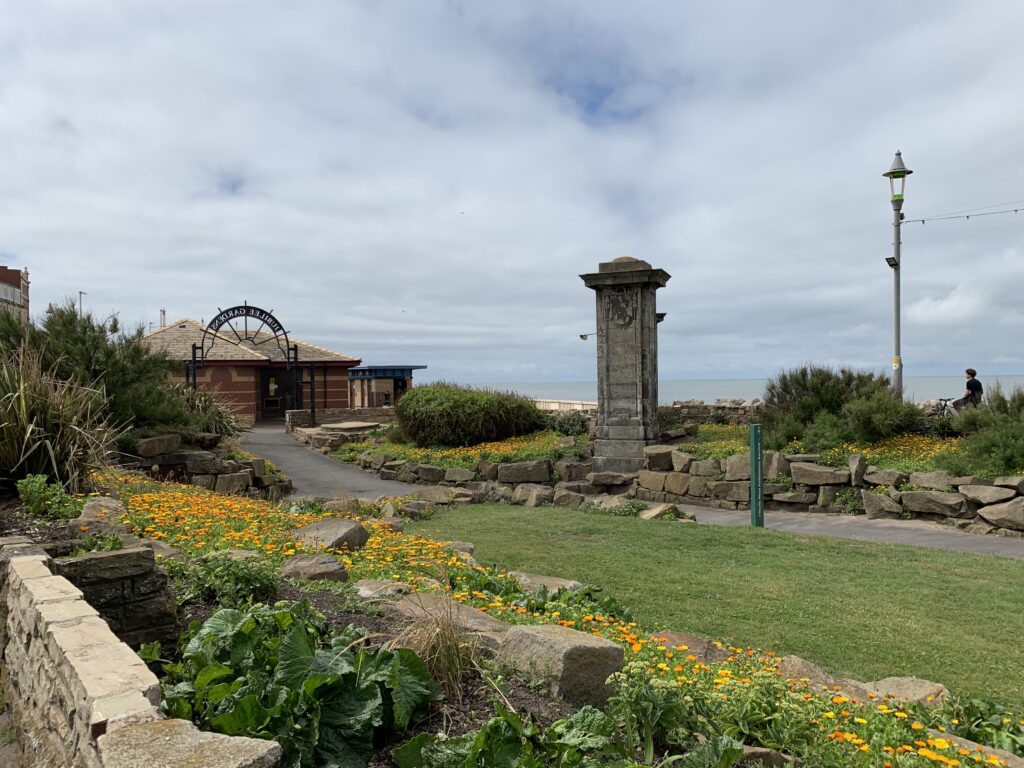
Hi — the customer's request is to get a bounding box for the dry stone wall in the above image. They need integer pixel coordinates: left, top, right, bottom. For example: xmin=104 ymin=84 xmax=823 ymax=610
xmin=627 ymin=447 xmax=1024 ymax=537
xmin=0 ymin=536 xmax=281 ymax=768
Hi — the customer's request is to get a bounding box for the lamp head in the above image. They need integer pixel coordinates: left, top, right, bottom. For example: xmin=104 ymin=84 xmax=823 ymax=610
xmin=883 ymin=151 xmax=913 ymax=202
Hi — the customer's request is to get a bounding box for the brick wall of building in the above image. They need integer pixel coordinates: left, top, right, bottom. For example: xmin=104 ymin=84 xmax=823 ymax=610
xmin=169 ymin=365 xmax=259 ymax=425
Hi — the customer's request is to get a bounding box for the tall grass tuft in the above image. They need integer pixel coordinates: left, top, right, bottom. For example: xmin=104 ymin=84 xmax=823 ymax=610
xmin=396 ymin=382 xmax=545 ymax=447
xmin=171 ymin=383 xmax=241 ymax=437
xmin=0 ymin=346 xmax=117 ymax=493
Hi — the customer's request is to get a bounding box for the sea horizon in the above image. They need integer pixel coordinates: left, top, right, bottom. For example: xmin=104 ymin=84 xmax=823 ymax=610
xmin=459 ymin=376 xmax=1024 ymax=405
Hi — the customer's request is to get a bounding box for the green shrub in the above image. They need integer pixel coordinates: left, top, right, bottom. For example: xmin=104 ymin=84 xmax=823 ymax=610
xmin=552 ymin=410 xmax=590 ymax=436
xmin=762 ymin=366 xmax=903 ymax=449
xmin=936 ymin=413 xmax=1024 ymax=476
xmin=1 ymin=346 xmax=116 ymax=493
xmin=800 ymin=411 xmax=850 ymax=452
xmin=395 ymin=383 xmax=545 ymax=447
xmin=841 ymin=389 xmax=925 ymax=443
xmin=15 ymin=474 xmax=84 ymax=519
xmin=164 ymin=554 xmax=280 ymax=608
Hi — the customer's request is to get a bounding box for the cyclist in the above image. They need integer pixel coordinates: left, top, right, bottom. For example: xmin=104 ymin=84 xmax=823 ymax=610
xmin=953 ymin=368 xmax=983 ymax=411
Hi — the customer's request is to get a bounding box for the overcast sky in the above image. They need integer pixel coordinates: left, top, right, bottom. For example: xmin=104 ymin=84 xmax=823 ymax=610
xmin=3 ymin=1 xmax=1023 ymax=385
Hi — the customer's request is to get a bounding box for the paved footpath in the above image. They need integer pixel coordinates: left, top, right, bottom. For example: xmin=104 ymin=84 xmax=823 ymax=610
xmin=242 ymin=425 xmax=1024 ymax=560
xmin=241 ymin=424 xmax=417 ymax=499
xmin=681 ymin=503 xmax=1024 ymax=560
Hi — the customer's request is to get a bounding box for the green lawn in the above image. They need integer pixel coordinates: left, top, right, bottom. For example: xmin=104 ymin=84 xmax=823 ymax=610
xmin=409 ymin=505 xmax=1024 ymax=709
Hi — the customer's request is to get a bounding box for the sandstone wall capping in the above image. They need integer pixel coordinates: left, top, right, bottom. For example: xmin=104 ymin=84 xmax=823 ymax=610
xmin=0 ymin=536 xmax=282 ymax=768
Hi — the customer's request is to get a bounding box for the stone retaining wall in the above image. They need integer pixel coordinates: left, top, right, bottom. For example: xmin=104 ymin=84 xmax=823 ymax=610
xmin=0 ymin=536 xmax=281 ymax=768
xmin=665 ymin=400 xmax=760 ymax=425
xmin=624 ymin=447 xmax=1024 ymax=537
xmin=51 ymin=546 xmax=177 ymax=649
xmin=130 ymin=433 xmax=291 ymax=501
xmin=351 ymin=446 xmax=1024 ymax=538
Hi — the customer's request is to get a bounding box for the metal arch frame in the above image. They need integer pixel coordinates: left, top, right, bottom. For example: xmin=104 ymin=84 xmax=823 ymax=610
xmin=184 ymin=302 xmax=321 ymax=426
xmin=186 ymin=301 xmax=295 ymax=388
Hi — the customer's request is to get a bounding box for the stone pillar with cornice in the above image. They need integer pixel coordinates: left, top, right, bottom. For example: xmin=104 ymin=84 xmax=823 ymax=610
xmin=580 ymin=257 xmax=670 ymax=473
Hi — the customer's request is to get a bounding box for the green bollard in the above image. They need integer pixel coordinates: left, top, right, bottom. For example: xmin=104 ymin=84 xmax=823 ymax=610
xmin=749 ymin=423 xmax=764 ymax=528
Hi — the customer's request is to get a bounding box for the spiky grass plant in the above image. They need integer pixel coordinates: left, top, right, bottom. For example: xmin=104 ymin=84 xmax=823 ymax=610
xmin=0 ymin=346 xmax=117 ymax=493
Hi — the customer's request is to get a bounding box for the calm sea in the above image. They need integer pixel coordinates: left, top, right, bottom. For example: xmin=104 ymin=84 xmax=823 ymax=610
xmin=471 ymin=376 xmax=1024 ymax=405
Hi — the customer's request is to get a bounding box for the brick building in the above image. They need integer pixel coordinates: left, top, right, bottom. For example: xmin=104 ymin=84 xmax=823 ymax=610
xmin=143 ymin=319 xmax=360 ymax=424
xmin=0 ymin=266 xmax=30 ymax=322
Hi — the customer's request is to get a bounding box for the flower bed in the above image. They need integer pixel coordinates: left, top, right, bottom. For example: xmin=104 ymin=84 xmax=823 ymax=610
xmin=104 ymin=473 xmax=1023 ymax=766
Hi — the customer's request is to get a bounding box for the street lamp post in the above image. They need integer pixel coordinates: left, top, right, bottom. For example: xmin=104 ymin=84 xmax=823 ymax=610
xmin=883 ymin=151 xmax=912 ymax=398
xmin=78 ymin=291 xmax=87 ymax=317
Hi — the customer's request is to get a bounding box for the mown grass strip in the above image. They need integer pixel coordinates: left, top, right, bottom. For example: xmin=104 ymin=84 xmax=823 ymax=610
xmin=409 ymin=504 xmax=1024 ymax=709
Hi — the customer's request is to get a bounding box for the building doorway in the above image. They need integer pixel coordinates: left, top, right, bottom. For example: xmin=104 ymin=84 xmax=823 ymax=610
xmin=259 ymin=368 xmax=299 ymax=419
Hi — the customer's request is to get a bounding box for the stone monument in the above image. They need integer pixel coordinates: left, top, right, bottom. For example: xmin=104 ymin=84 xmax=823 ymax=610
xmin=581 ymin=257 xmax=670 ymax=473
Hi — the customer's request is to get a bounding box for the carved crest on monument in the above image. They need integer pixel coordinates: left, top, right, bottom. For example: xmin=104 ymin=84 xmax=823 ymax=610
xmin=607 ymin=288 xmax=636 ymax=328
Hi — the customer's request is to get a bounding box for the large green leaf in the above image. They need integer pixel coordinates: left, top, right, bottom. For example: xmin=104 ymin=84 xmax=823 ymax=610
xmin=208 ymin=693 xmax=274 ymax=736
xmin=314 ymin=681 xmax=384 ymax=768
xmin=194 ymin=663 xmax=235 ymax=701
xmin=183 ymin=609 xmax=246 ymax=659
xmin=387 ymin=649 xmax=442 ymax=731
xmin=274 ymin=621 xmax=317 ymax=689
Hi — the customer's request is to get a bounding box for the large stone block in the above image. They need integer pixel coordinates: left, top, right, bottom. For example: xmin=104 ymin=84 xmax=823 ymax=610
xmin=643 ymin=445 xmax=675 ymax=471
xmin=763 ymin=452 xmax=790 ymax=480
xmin=772 ymin=492 xmax=817 ymax=504
xmin=638 ymin=470 xmax=668 ymax=492
xmin=444 ymin=467 xmax=477 ymax=483
xmin=282 ymin=554 xmax=348 ymax=582
xmin=994 ymin=476 xmax=1024 ymax=494
xmin=863 ymin=467 xmax=909 ymax=487
xmin=709 ymin=481 xmax=749 ymax=502
xmin=46 ymin=615 xmax=160 ymax=704
xmin=790 ymin=463 xmax=850 ymax=485
xmin=687 ymin=476 xmax=710 ymax=497
xmin=900 ymin=490 xmax=966 ymax=517
xmin=213 ymin=471 xmax=251 ymax=495
xmin=671 ymin=451 xmax=695 ymax=473
xmin=959 ymin=485 xmax=1016 ymax=505
xmin=553 ymin=488 xmax=585 ymax=508
xmin=134 ymin=434 xmax=181 ymax=458
xmin=509 ymin=571 xmax=583 ymax=595
xmin=553 ymin=460 xmax=592 ymax=482
xmin=586 ymin=471 xmax=635 ymax=487
xmin=497 ymin=624 xmax=624 ymax=706
xmin=54 ymin=547 xmax=155 ymax=584
xmin=664 ymin=472 xmax=689 ymax=496
xmin=909 ymin=470 xmax=957 ymax=491
xmin=862 ymin=489 xmax=903 ymax=519
xmin=511 ymin=484 xmax=554 ymax=507
xmin=497 ymin=459 xmax=552 ymax=484
xmin=724 ymin=454 xmax=750 ymax=481
xmin=688 ymin=459 xmax=721 ymax=476
xmin=978 ymin=497 xmax=1024 ymax=531
xmin=848 ymin=454 xmax=867 ymax=486
xmin=98 ymin=718 xmax=282 ymax=768
xmin=293 ymin=518 xmax=370 ymax=552
xmin=416 ymin=464 xmax=446 ymax=483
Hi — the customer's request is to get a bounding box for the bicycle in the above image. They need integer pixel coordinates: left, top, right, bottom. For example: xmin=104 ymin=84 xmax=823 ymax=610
xmin=935 ymin=398 xmax=958 ymax=418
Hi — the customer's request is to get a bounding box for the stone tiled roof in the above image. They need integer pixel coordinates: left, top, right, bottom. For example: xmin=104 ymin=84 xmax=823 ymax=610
xmin=142 ymin=319 xmax=358 ymax=364
xmin=247 ymin=331 xmax=359 ymax=363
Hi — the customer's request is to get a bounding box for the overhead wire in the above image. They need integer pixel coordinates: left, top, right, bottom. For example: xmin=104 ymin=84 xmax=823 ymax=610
xmin=903 ymin=206 xmax=1024 ymax=225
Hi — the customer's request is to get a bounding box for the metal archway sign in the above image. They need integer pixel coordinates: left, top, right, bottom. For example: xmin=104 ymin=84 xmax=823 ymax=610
xmin=202 ymin=302 xmax=291 ymax=361
xmin=187 ymin=301 xmax=296 ymax=388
